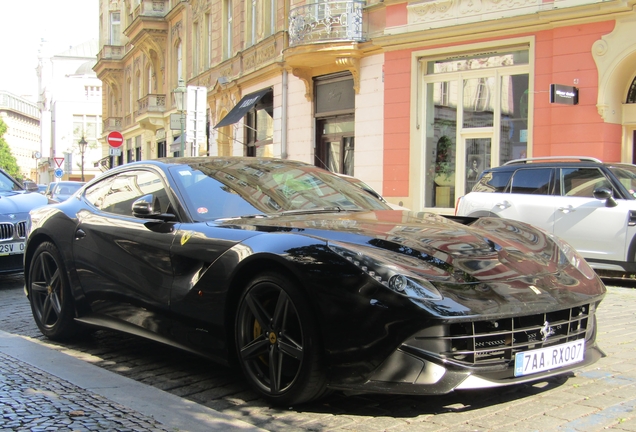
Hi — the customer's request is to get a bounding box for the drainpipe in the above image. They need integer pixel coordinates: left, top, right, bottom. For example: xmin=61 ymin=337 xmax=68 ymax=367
xmin=282 ymin=69 xmax=288 ymax=159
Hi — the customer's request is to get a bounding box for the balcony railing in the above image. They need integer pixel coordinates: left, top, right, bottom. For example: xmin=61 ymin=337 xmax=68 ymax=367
xmin=133 ymin=0 xmax=169 ymax=19
xmin=99 ymin=45 xmax=125 ymax=61
xmin=289 ymin=1 xmax=365 ymax=47
xmin=103 ymin=117 xmax=122 ymax=132
xmin=138 ymin=94 xmax=166 ymax=115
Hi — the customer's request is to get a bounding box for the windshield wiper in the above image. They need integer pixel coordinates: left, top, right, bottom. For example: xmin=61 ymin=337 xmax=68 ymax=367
xmin=278 ymin=206 xmax=349 ymax=216
xmin=217 ymin=213 xmax=270 ymax=221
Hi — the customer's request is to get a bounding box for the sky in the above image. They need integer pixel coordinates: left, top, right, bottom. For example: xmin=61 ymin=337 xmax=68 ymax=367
xmin=0 ymin=0 xmax=99 ymax=101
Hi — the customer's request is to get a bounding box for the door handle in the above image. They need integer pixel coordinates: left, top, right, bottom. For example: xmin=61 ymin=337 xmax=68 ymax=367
xmin=495 ymin=200 xmax=510 ymax=209
xmin=558 ymin=205 xmax=574 ymax=213
xmin=75 ymin=229 xmax=86 ymax=240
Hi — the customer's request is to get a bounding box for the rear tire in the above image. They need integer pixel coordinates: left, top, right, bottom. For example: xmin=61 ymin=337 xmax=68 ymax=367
xmin=28 ymin=242 xmax=82 ymax=340
xmin=235 ymin=272 xmax=327 ymax=406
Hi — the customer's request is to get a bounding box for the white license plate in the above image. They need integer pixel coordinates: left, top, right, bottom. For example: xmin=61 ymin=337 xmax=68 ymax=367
xmin=0 ymin=242 xmax=25 ymax=256
xmin=514 ymin=339 xmax=585 ymax=377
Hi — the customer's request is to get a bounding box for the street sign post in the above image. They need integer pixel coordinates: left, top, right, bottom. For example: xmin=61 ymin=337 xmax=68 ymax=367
xmin=107 ymin=131 xmax=124 ymax=148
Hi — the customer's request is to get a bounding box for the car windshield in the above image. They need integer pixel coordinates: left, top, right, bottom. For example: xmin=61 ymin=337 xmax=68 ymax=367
xmin=53 ymin=183 xmax=83 ymax=195
xmin=608 ymin=164 xmax=636 ymax=198
xmin=0 ymin=170 xmax=23 ymax=193
xmin=169 ymin=159 xmax=391 ymax=221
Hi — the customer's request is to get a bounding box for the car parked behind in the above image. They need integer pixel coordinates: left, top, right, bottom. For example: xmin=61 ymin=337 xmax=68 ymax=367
xmin=46 ymin=181 xmax=85 ymax=203
xmin=0 ymin=168 xmax=49 ymax=274
xmin=456 ymin=156 xmax=636 ymax=274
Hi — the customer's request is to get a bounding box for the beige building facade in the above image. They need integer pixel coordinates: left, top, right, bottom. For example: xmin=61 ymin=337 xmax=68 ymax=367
xmin=94 ymin=0 xmax=636 ymax=212
xmin=0 ymin=92 xmax=40 ymax=181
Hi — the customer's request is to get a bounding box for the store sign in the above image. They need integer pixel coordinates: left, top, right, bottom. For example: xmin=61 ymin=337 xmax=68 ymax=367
xmin=550 ymin=84 xmax=579 ymax=105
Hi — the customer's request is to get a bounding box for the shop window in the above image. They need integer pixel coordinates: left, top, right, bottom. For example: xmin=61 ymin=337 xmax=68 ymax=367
xmin=244 ymin=90 xmax=274 ymax=157
xmin=422 ymin=48 xmax=529 ymax=208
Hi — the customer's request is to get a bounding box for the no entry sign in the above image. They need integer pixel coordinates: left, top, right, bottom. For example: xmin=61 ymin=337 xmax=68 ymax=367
xmin=107 ymin=131 xmax=124 ymax=148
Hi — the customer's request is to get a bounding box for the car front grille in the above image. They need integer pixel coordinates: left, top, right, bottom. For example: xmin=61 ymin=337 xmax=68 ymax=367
xmin=15 ymin=221 xmax=26 ymax=239
xmin=443 ymin=304 xmax=592 ymax=365
xmin=0 ymin=223 xmax=15 ymax=241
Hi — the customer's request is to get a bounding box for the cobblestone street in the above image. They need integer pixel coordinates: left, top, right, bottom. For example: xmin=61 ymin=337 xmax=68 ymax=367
xmin=1 ymin=272 xmax=636 ymax=431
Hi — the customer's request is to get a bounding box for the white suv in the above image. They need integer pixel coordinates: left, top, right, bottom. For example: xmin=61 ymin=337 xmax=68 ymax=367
xmin=456 ymin=157 xmax=636 ymax=275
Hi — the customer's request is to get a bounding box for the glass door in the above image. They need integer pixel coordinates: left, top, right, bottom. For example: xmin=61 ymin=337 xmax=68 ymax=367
xmin=464 ymin=137 xmax=492 ymax=193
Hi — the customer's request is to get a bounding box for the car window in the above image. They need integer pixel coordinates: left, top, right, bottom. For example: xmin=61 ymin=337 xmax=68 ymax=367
xmin=169 ymin=160 xmax=390 ymax=221
xmin=561 ymin=168 xmax=611 ymax=198
xmin=471 ymin=171 xmax=512 ymax=193
xmin=608 ymin=165 xmax=636 ymax=198
xmin=0 ymin=170 xmax=22 ymax=192
xmin=509 ymin=168 xmax=553 ymax=195
xmin=84 ymin=170 xmax=169 ymax=217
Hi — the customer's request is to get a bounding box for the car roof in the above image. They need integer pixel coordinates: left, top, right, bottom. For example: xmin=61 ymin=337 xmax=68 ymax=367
xmin=487 ymin=157 xmax=632 ymax=171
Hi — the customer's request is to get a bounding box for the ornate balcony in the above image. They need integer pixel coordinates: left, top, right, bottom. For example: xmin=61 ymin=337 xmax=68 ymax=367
xmin=133 ymin=0 xmax=169 ymax=20
xmin=103 ymin=117 xmax=122 ymax=132
xmin=99 ymin=45 xmax=125 ymax=61
xmin=289 ymin=1 xmax=365 ymax=47
xmin=138 ymin=94 xmax=166 ymax=115
xmin=137 ymin=94 xmax=167 ymax=131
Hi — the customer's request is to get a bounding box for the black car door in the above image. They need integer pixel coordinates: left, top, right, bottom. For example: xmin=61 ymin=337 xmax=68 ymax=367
xmin=73 ymin=169 xmax=177 ymax=323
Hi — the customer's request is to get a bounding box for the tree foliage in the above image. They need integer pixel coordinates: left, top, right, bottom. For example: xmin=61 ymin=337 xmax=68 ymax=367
xmin=0 ymin=118 xmax=21 ymax=179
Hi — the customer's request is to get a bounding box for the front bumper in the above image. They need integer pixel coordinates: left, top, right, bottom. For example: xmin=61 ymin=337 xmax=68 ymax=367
xmin=328 ymin=301 xmax=604 ymax=395
xmin=327 ymin=342 xmax=604 ymax=395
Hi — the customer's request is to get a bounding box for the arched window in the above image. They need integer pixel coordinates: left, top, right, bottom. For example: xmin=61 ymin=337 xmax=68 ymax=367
xmin=176 ymin=41 xmax=183 ymax=83
xmin=147 ymin=63 xmax=153 ymax=94
xmin=627 ymin=75 xmax=636 ymax=103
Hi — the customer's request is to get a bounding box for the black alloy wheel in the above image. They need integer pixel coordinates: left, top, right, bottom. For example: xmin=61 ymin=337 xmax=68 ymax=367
xmin=28 ymin=242 xmax=81 ymax=340
xmin=235 ymin=272 xmax=326 ymax=405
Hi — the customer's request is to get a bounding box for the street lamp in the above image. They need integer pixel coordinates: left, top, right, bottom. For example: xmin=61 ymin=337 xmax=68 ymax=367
xmin=172 ymin=78 xmax=187 ymax=157
xmin=78 ymin=136 xmax=88 ymax=182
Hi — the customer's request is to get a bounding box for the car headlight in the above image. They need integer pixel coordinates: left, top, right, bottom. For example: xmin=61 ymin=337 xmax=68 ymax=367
xmin=328 ymin=241 xmax=443 ymax=300
xmin=549 ymin=233 xmax=596 ymax=280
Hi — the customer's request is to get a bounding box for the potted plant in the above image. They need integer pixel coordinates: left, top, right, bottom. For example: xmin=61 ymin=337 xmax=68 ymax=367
xmin=434 ymin=135 xmax=455 ymax=186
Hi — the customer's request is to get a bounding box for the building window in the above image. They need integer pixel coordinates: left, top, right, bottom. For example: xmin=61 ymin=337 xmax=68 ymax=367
xmin=176 ymin=41 xmax=183 ymax=83
xmin=224 ymin=0 xmax=233 ymax=60
xmin=246 ymin=0 xmax=256 ymax=47
xmin=157 ymin=141 xmax=166 ymax=158
xmin=193 ymin=21 xmax=200 ymax=74
xmin=245 ymin=90 xmax=274 ymax=157
xmin=627 ymin=76 xmax=636 ymax=104
xmin=265 ymin=0 xmax=276 ymax=37
xmin=126 ymin=138 xmax=133 ymax=163
xmin=421 ymin=48 xmax=529 ymax=208
xmin=135 ymin=135 xmax=142 ymax=161
xmin=205 ymin=13 xmax=211 ymax=69
xmin=147 ymin=64 xmax=153 ymax=94
xmin=110 ymin=12 xmax=121 ymax=45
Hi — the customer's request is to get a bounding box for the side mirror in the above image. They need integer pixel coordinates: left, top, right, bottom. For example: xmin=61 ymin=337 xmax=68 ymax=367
xmin=593 ymin=187 xmax=618 ymax=208
xmin=132 ymin=194 xmax=176 ymax=221
xmin=24 ymin=182 xmax=39 ymax=193
xmin=132 ymin=194 xmax=161 ymax=216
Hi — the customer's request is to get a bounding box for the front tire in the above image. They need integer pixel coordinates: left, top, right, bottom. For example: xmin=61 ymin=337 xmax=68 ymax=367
xmin=235 ymin=272 xmax=327 ymax=406
xmin=28 ymin=241 xmax=82 ymax=340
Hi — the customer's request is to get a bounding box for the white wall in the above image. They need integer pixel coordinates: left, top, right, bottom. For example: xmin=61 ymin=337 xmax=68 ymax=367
xmin=354 ymin=54 xmax=385 ymax=193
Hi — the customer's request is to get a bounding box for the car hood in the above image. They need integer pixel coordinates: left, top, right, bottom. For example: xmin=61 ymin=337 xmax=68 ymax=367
xmin=0 ymin=191 xmax=49 ymax=217
xmin=218 ymin=210 xmax=603 ymax=297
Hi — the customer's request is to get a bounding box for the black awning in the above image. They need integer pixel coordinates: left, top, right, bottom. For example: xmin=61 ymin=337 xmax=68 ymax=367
xmin=213 ymin=88 xmax=271 ymax=129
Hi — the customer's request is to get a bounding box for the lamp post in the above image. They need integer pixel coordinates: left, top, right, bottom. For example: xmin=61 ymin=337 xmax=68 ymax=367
xmin=78 ymin=136 xmax=88 ymax=182
xmin=172 ymin=78 xmax=187 ymax=157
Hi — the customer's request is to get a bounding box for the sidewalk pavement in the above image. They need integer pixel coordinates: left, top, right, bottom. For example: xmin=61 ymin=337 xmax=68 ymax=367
xmin=0 ymin=329 xmax=264 ymax=432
